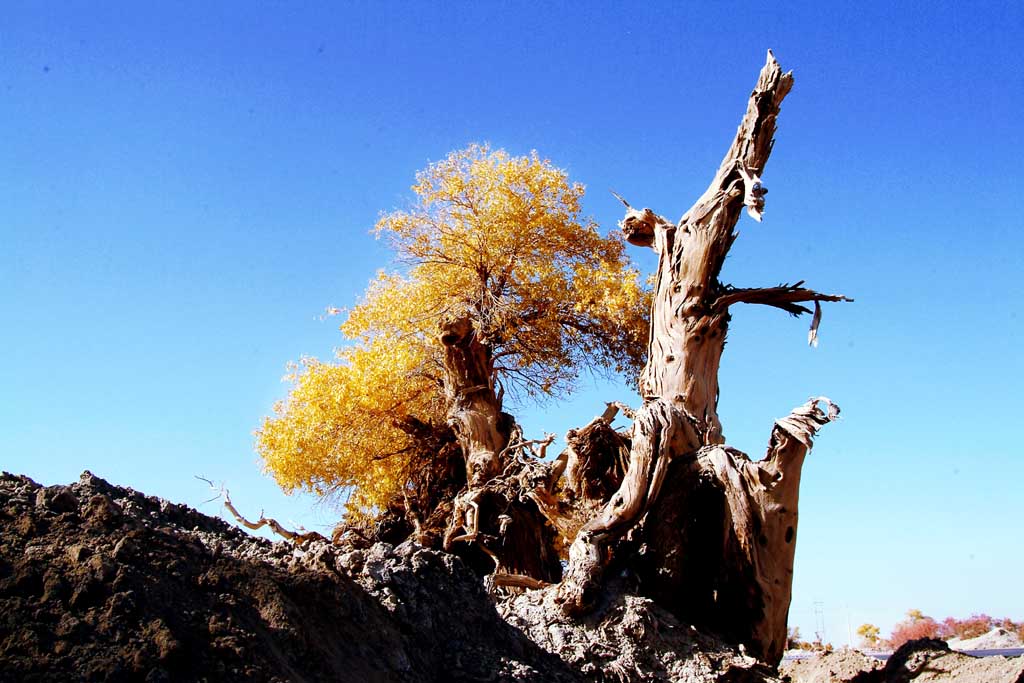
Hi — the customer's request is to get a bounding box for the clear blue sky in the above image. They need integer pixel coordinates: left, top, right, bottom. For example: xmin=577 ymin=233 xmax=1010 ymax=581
xmin=3 ymin=1 xmax=1021 ymax=645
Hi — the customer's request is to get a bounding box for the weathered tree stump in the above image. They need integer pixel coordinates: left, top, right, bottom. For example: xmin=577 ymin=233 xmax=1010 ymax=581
xmin=555 ymin=51 xmax=850 ymax=665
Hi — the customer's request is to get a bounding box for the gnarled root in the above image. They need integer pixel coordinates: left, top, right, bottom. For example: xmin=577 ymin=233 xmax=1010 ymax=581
xmin=443 ymin=434 xmax=564 ymax=582
xmin=556 ymin=399 xmax=698 ymax=614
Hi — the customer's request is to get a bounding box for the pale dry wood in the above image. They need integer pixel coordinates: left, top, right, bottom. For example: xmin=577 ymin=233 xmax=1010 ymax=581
xmin=697 ymin=397 xmax=838 ymax=663
xmin=606 ymin=401 xmax=636 ymax=420
xmin=499 ymin=434 xmax=556 ymax=463
xmin=561 ymin=403 xmax=630 ymax=502
xmin=436 ymin=323 xmax=563 ymax=581
xmin=714 ymin=282 xmax=852 ymax=346
xmin=558 ymin=399 xmax=698 ymax=613
xmin=439 ymin=312 xmax=511 ymax=554
xmin=636 ymin=50 xmax=797 ymax=439
xmin=557 ymin=52 xmax=848 ymax=665
xmin=197 ymin=477 xmax=326 ymax=547
xmin=808 ymin=300 xmax=823 ymax=347
xmin=714 ymin=281 xmax=852 ymax=316
xmin=559 ymin=50 xmax=797 ymax=614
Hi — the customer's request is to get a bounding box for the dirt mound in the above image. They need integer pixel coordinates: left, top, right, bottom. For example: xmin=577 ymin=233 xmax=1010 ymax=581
xmin=0 ymin=470 xmax=774 ymax=683
xmin=0 ymin=471 xmax=575 ymax=682
xmin=501 ymin=582 xmax=777 ymax=682
xmin=948 ymin=627 xmax=1024 ymax=652
xmin=779 ymin=648 xmax=882 ymax=682
xmin=6 ymin=471 xmax=1014 ymax=683
xmin=882 ymin=638 xmax=1024 ymax=683
xmin=780 ymin=639 xmax=1024 ymax=683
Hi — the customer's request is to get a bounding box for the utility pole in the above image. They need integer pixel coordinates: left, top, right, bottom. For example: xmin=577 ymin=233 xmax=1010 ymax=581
xmin=846 ymin=604 xmax=853 ymax=648
xmin=814 ymin=601 xmax=827 ymax=645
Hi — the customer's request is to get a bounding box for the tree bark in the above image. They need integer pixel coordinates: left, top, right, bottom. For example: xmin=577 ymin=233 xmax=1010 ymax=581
xmin=556 ymin=51 xmax=849 ymax=664
xmin=562 ymin=405 xmax=630 ymax=504
xmin=439 ymin=313 xmax=562 ymax=582
xmin=633 ymin=398 xmax=839 ymax=664
xmin=438 ymin=314 xmax=508 ymax=487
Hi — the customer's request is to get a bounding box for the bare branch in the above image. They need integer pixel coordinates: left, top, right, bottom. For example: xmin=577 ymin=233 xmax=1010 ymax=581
xmin=714 ymin=283 xmax=851 ymax=344
xmin=609 ymin=190 xmax=632 ymax=209
xmin=196 ymin=476 xmax=326 ymax=547
xmin=685 ymin=49 xmax=794 ymax=229
xmin=714 ymin=282 xmax=852 ymax=316
xmin=607 ymin=401 xmax=637 ymax=421
xmin=195 ymin=475 xmax=223 ymax=505
xmin=499 ymin=434 xmax=557 ymax=462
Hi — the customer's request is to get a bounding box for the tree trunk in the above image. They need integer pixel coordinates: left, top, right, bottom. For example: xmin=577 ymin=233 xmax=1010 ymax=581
xmin=438 ymin=314 xmax=508 ymax=486
xmin=557 ymin=51 xmax=849 ymax=664
xmin=632 ymin=398 xmax=838 ymax=664
xmin=439 ymin=314 xmax=562 ymax=582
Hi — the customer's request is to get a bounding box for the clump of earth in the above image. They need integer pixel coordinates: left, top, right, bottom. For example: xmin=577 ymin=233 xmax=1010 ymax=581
xmin=1 ymin=471 xmax=1020 ymax=682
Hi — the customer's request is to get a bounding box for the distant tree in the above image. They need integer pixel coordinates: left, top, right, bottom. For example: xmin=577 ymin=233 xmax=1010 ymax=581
xmin=889 ymin=610 xmax=940 ymax=649
xmin=787 ymin=626 xmax=803 ymax=650
xmin=856 ymin=623 xmax=881 ymax=649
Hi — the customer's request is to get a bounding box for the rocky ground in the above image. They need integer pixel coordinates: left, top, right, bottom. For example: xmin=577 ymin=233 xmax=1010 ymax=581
xmin=1 ymin=471 xmax=1020 ymax=682
xmin=780 ymin=640 xmax=1024 ymax=683
xmin=0 ymin=471 xmax=772 ymax=682
xmin=0 ymin=471 xmax=577 ymax=682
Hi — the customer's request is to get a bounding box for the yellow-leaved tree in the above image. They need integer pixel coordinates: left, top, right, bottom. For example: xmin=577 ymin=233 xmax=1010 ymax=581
xmin=257 ymin=144 xmax=648 ymax=574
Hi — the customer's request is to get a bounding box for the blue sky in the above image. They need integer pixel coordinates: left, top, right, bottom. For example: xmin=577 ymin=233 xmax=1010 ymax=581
xmin=3 ymin=2 xmax=1021 ymax=644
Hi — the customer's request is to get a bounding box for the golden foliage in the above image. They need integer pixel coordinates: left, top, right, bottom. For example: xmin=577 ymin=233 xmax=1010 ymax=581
xmin=255 ymin=340 xmax=440 ymax=514
xmin=257 ymin=144 xmax=648 ymax=511
xmin=375 ymin=143 xmax=648 ymax=397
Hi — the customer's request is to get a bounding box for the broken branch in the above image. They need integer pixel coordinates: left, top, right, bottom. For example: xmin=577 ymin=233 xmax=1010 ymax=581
xmin=714 ymin=282 xmax=852 ymax=315
xmin=196 ymin=476 xmax=325 ymax=547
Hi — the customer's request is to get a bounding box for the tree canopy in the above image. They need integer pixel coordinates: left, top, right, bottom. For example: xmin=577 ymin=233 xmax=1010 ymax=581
xmin=256 ymin=144 xmax=648 ymax=513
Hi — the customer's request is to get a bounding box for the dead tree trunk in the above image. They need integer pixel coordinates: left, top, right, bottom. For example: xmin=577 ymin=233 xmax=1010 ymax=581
xmin=556 ymin=51 xmax=850 ymax=664
xmin=632 ymin=398 xmax=839 ymax=664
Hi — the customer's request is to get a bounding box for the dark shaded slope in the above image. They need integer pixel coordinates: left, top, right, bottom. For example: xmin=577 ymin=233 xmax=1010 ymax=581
xmin=0 ymin=471 xmax=576 ymax=683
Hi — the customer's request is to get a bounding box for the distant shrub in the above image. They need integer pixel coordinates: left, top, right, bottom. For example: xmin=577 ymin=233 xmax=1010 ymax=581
xmin=884 ymin=610 xmax=1024 ymax=650
xmin=941 ymin=614 xmax=994 ymax=641
xmin=888 ymin=610 xmax=941 ymax=649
